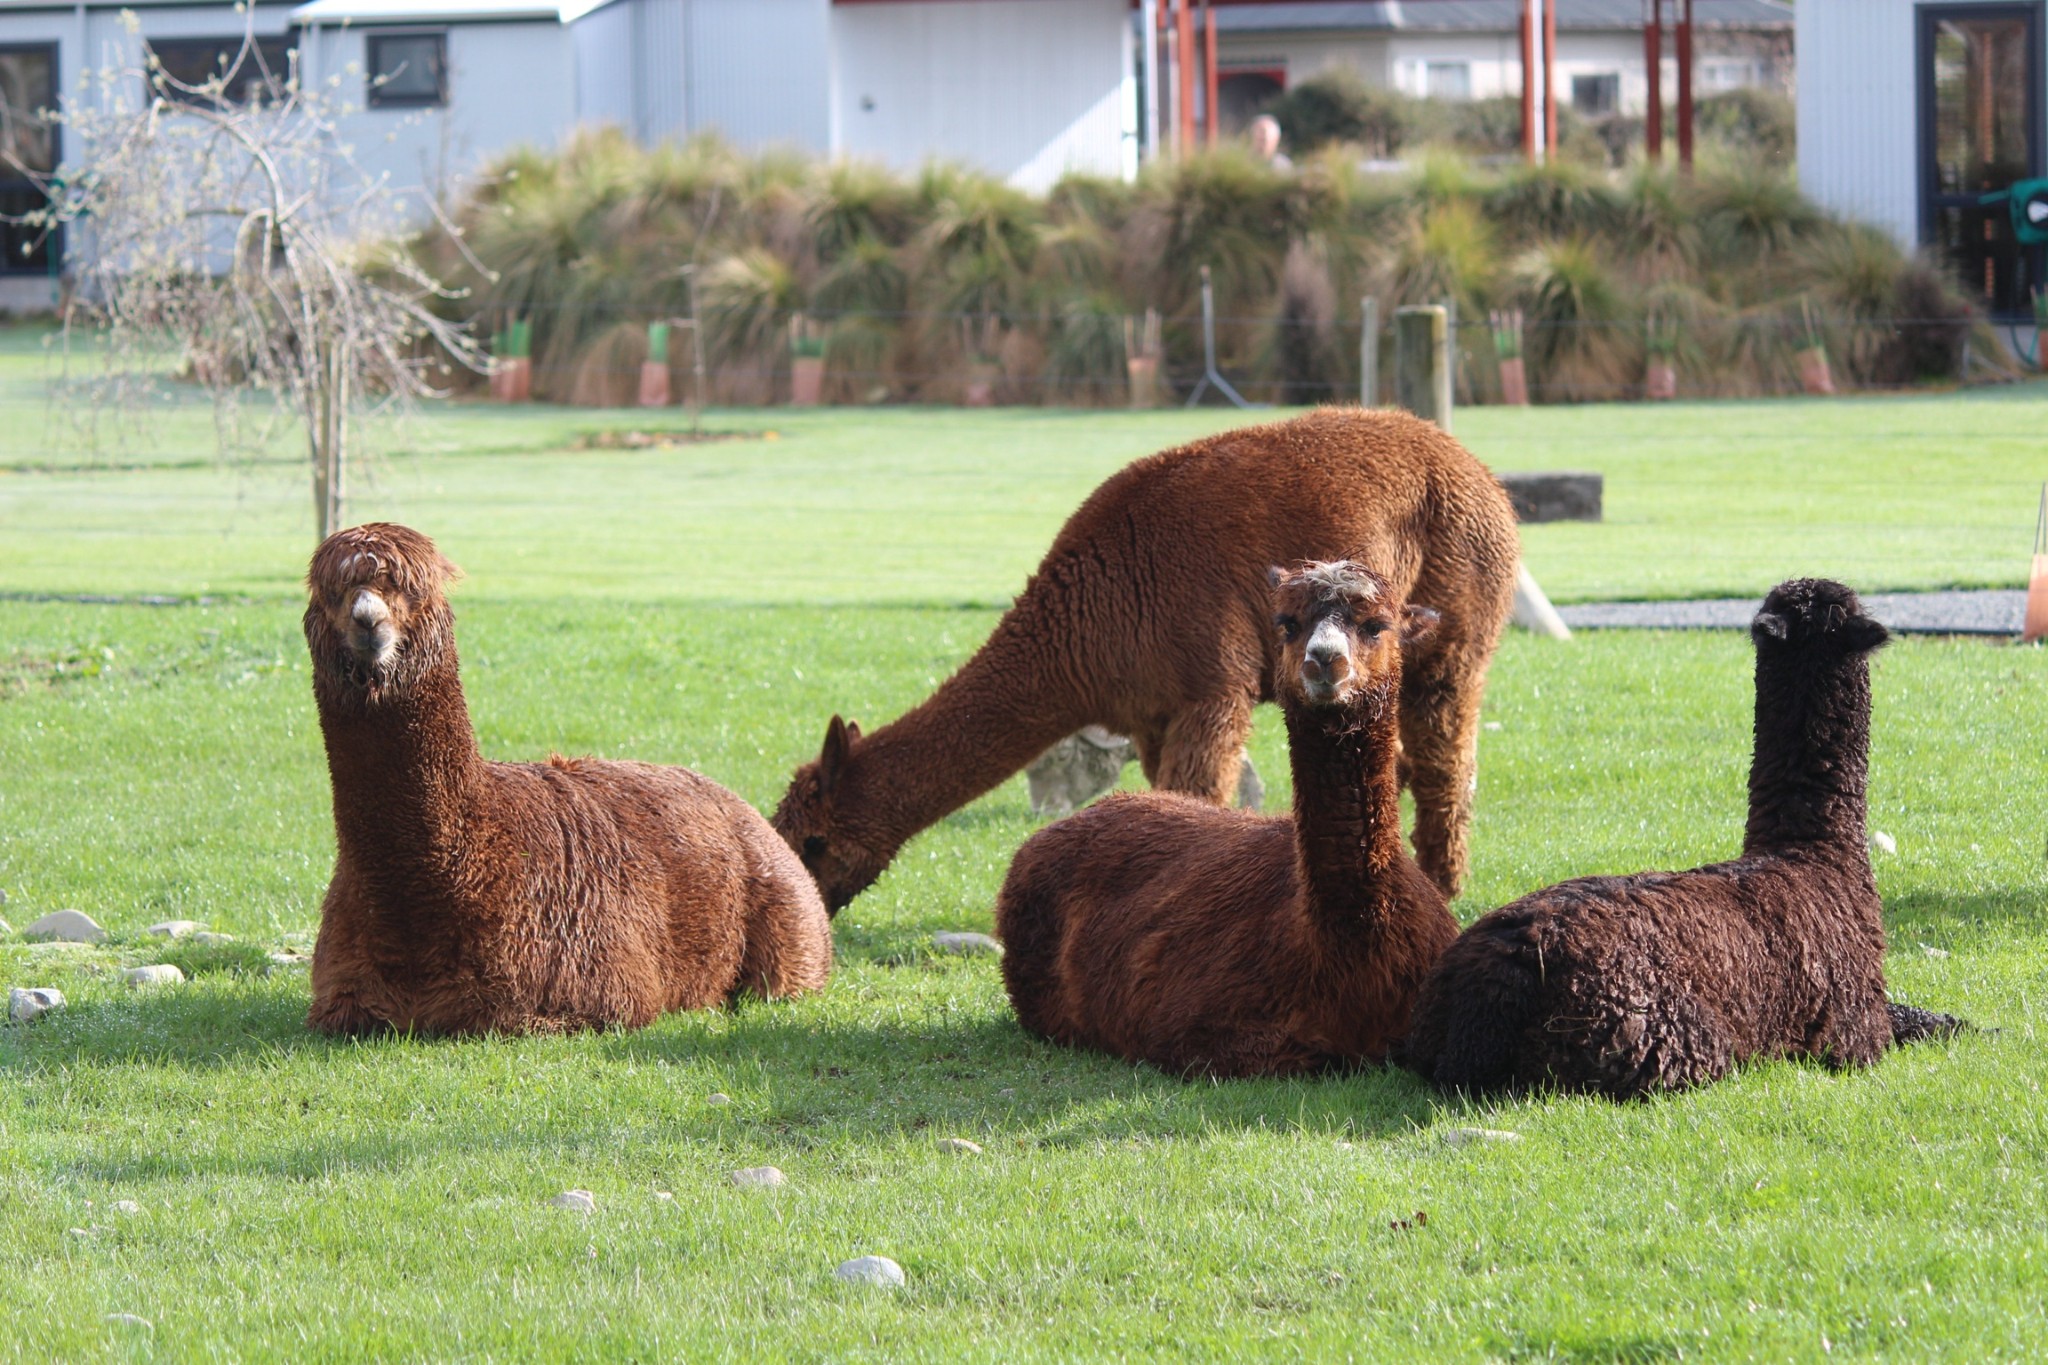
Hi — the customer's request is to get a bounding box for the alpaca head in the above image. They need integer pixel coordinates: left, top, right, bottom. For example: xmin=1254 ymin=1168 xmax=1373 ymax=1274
xmin=1751 ymin=578 xmax=1889 ymax=659
xmin=1269 ymin=561 xmax=1437 ymax=713
xmin=772 ymin=714 xmax=886 ymax=914
xmin=304 ymin=522 xmax=461 ymax=698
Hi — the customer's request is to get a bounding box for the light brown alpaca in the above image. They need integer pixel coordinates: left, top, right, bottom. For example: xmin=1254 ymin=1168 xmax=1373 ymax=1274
xmin=775 ymin=408 xmax=1519 ymax=912
xmin=995 ymin=562 xmax=1460 ymax=1078
xmin=303 ymin=523 xmax=830 ymax=1036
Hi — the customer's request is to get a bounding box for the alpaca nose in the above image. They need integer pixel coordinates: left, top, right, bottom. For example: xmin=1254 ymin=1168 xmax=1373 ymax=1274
xmin=351 ymin=589 xmax=390 ymax=629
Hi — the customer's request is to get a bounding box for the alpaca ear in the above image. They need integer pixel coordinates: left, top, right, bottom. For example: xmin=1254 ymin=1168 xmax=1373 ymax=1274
xmin=1752 ymin=611 xmax=1788 ymax=641
xmin=820 ymin=714 xmax=854 ymax=793
xmin=1267 ymin=565 xmax=1287 ymax=589
xmin=1400 ymin=605 xmax=1441 ymax=645
xmin=437 ymin=552 xmax=464 ymax=587
xmin=1841 ymin=616 xmax=1890 ymax=653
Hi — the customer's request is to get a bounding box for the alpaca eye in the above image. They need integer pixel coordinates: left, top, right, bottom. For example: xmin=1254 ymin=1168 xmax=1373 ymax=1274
xmin=802 ymin=836 xmax=827 ymax=864
xmin=1275 ymin=615 xmax=1299 ymax=641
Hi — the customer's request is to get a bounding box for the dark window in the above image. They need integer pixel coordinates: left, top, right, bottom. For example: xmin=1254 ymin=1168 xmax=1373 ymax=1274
xmin=1572 ymin=73 xmax=1619 ymax=116
xmin=1216 ymin=70 xmax=1285 ymax=138
xmin=1917 ymin=3 xmax=2044 ymax=319
xmin=367 ymin=32 xmax=447 ymax=108
xmin=0 ymin=45 xmax=56 ymax=274
xmin=147 ymin=37 xmax=294 ymax=107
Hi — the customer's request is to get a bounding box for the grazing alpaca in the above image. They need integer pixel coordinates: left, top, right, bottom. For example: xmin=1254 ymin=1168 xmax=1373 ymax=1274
xmin=995 ymin=562 xmax=1460 ymax=1077
xmin=1402 ymin=578 xmax=1958 ymax=1099
xmin=303 ymin=523 xmax=830 ymax=1036
xmin=775 ymin=408 xmax=1519 ymax=912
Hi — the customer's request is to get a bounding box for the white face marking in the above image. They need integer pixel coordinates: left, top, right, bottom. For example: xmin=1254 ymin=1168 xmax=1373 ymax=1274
xmin=350 ymin=588 xmax=391 ymax=626
xmin=348 ymin=589 xmax=397 ymax=667
xmin=1306 ymin=615 xmax=1350 ymax=662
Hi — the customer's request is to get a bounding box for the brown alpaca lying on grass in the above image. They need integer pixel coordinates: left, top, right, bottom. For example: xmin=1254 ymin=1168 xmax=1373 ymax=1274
xmin=995 ymin=562 xmax=1460 ymax=1078
xmin=774 ymin=408 xmax=1519 ymax=914
xmin=303 ymin=523 xmax=831 ymax=1036
xmin=1401 ymin=578 xmax=1963 ymax=1099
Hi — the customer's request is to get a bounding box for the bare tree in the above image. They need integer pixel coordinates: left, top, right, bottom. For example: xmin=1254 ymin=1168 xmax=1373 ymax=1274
xmin=18 ymin=14 xmax=482 ymax=539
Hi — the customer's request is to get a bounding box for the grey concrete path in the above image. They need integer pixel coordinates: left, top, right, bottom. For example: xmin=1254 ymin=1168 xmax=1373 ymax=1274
xmin=1557 ymin=589 xmax=2028 ymax=636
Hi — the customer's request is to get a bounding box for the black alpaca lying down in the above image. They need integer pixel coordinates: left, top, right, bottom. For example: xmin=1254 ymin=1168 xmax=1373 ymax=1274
xmin=1401 ymin=578 xmax=1963 ymax=1099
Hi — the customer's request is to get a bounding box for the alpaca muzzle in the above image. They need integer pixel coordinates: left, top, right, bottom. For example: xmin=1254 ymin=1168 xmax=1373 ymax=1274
xmin=1300 ymin=621 xmax=1353 ymax=703
xmin=347 ymin=589 xmax=398 ymax=669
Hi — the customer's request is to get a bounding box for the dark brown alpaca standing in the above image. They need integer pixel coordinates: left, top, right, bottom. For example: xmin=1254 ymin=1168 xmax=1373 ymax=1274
xmin=994 ymin=562 xmax=1460 ymax=1077
xmin=774 ymin=408 xmax=1519 ymax=912
xmin=303 ymin=523 xmax=830 ymax=1036
xmin=1402 ymin=578 xmax=1957 ymax=1099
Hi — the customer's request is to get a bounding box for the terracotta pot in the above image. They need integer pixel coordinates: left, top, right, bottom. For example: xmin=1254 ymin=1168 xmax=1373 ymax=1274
xmin=1644 ymin=359 xmax=1677 ymax=401
xmin=1497 ymin=355 xmax=1528 ymax=406
xmin=1796 ymin=345 xmax=1835 ymax=397
xmin=2026 ymin=552 xmax=2048 ymax=644
xmin=637 ymin=360 xmax=671 ymax=408
xmin=489 ymin=359 xmax=514 ymax=402
xmin=1126 ymin=354 xmax=1159 ymax=409
xmin=789 ymin=355 xmax=826 ymax=406
xmin=963 ymin=360 xmax=999 ymax=408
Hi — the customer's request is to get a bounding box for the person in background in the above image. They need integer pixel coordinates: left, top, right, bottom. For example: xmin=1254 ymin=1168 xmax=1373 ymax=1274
xmin=1249 ymin=114 xmax=1294 ymax=171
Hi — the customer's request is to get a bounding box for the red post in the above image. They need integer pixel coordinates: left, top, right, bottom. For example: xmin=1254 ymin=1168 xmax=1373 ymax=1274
xmin=1521 ymin=0 xmax=1536 ymax=162
xmin=1204 ymin=1 xmax=1218 ymax=146
xmin=1177 ymin=0 xmax=1197 ymax=154
xmin=1645 ymin=0 xmax=1663 ymax=161
xmin=1543 ymin=0 xmax=1557 ymax=157
xmin=1676 ymin=0 xmax=1695 ymax=171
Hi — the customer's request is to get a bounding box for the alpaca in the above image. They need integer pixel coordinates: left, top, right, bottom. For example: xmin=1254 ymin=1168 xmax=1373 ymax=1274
xmin=774 ymin=408 xmax=1519 ymax=912
xmin=302 ymin=523 xmax=830 ymax=1036
xmin=994 ymin=562 xmax=1460 ymax=1078
xmin=1401 ymin=578 xmax=1959 ymax=1099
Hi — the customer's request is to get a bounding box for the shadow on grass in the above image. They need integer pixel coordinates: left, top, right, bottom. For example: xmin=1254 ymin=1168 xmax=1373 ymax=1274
xmin=1884 ymin=887 xmax=2048 ymax=943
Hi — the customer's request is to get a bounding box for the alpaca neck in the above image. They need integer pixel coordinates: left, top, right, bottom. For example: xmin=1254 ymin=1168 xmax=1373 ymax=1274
xmin=315 ymin=652 xmax=486 ymax=871
xmin=846 ymin=615 xmax=1080 ymax=857
xmin=1742 ymin=651 xmax=1872 ymax=854
xmin=1284 ymin=687 xmax=1405 ymax=930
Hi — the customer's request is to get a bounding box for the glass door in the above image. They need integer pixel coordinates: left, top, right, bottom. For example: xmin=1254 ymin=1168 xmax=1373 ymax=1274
xmin=1919 ymin=4 xmax=2044 ymax=319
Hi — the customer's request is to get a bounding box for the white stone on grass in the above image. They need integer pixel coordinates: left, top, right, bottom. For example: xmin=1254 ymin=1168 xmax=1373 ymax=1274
xmin=1441 ymin=1127 xmax=1522 ymax=1148
xmin=1869 ymin=830 xmax=1897 ymax=856
xmin=729 ymin=1166 xmax=786 ymax=1189
xmin=191 ymin=932 xmax=236 ymax=946
xmin=549 ymin=1190 xmax=596 ymax=1212
xmin=146 ymin=920 xmax=201 ymax=939
xmin=23 ymin=909 xmax=106 ymax=943
xmin=111 ymin=1200 xmax=141 ymax=1215
xmin=125 ymin=965 xmax=186 ymax=988
xmin=932 ymin=931 xmax=1002 ymax=957
xmin=104 ymin=1313 xmax=152 ymax=1331
xmin=1919 ymin=942 xmax=1951 ymax=960
xmin=9 ymin=987 xmax=66 ymax=1023
xmin=934 ymin=1138 xmax=983 ymax=1156
xmin=834 ymin=1255 xmax=906 ymax=1288
xmin=705 ymin=1092 xmax=732 ymax=1107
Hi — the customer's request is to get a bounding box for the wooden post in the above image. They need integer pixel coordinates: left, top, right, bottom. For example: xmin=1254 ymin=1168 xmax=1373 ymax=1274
xmin=1177 ymin=0 xmax=1197 ymax=153
xmin=1646 ymin=0 xmax=1663 ymax=161
xmin=1521 ymin=0 xmax=1536 ymax=163
xmin=1543 ymin=0 xmax=1557 ymax=157
xmin=1394 ymin=305 xmax=1452 ymax=430
xmin=1360 ymin=297 xmax=1379 ymax=407
xmin=1676 ymin=0 xmax=1695 ymax=172
xmin=1203 ymin=0 xmax=1218 ymax=146
xmin=1442 ymin=296 xmax=1458 ymax=433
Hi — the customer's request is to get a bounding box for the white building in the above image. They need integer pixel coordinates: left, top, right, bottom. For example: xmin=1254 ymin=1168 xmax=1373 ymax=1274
xmin=1798 ymin=0 xmax=2043 ymax=321
xmin=0 ymin=0 xmax=1136 ymax=308
xmin=1212 ymin=0 xmax=1793 ymax=133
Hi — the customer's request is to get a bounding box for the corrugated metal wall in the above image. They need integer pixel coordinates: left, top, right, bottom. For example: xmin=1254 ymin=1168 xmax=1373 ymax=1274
xmin=575 ymin=2 xmax=639 ymax=136
xmin=1797 ymin=0 xmax=1922 ymax=246
xmin=633 ymin=0 xmax=691 ymax=143
xmin=830 ymin=0 xmax=1127 ymax=190
xmin=686 ymin=0 xmax=831 ymax=153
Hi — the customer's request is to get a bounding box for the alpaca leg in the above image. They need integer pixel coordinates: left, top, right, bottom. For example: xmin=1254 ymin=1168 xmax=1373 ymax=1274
xmin=1152 ymin=699 xmax=1253 ymax=806
xmin=1399 ymin=640 xmax=1489 ymax=897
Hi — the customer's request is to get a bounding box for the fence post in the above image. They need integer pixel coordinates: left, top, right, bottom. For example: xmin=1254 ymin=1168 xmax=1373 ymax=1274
xmin=1394 ymin=305 xmax=1452 ymax=430
xmin=1359 ymin=297 xmax=1379 ymax=407
xmin=1441 ymin=297 xmax=1458 ymax=432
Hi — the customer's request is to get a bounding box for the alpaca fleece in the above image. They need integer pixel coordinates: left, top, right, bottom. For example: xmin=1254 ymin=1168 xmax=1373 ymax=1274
xmin=995 ymin=562 xmax=1460 ymax=1078
xmin=1402 ymin=578 xmax=1953 ymax=1099
xmin=774 ymin=408 xmax=1519 ymax=912
xmin=303 ymin=523 xmax=830 ymax=1036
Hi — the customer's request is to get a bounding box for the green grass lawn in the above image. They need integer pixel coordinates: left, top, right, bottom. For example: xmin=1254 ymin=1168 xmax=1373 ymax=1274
xmin=2 ymin=346 xmax=2046 ymax=1359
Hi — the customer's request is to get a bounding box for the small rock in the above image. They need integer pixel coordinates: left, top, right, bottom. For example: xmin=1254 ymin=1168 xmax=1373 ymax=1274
xmin=653 ymin=1191 xmax=674 ymax=1202
xmin=934 ymin=1138 xmax=983 ymax=1156
xmin=125 ymin=964 xmax=186 ymax=987
xmin=9 ymin=987 xmax=66 ymax=1023
xmin=191 ymin=931 xmax=236 ymax=946
xmin=23 ymin=909 xmax=106 ymax=943
xmin=1483 ymin=721 xmax=1504 ymax=732
xmin=67 ymin=1226 xmax=92 ymax=1237
xmin=705 ymin=1092 xmax=732 ymax=1107
xmin=1919 ymin=942 xmax=1951 ymax=960
xmin=549 ymin=1190 xmax=595 ymax=1212
xmin=104 ymin=1313 xmax=151 ymax=1331
xmin=1334 ymin=1141 xmax=1357 ymax=1151
xmin=729 ymin=1166 xmax=786 ymax=1189
xmin=146 ymin=920 xmax=202 ymax=939
xmin=111 ymin=1200 xmax=141 ymax=1215
xmin=996 ymin=1088 xmax=1016 ymax=1098
xmin=1441 ymin=1127 xmax=1522 ymax=1148
xmin=1869 ymin=831 xmax=1897 ymax=856
xmin=835 ymin=1255 xmax=906 ymax=1288
xmin=932 ymin=931 xmax=1002 ymax=957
